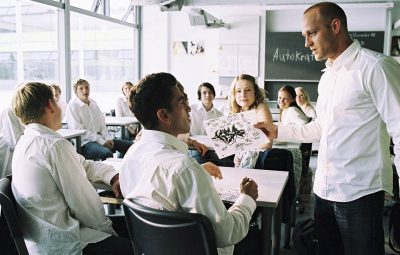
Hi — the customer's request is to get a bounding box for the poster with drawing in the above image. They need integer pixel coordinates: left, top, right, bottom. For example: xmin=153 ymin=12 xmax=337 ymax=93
xmin=203 ymin=110 xmax=269 ymax=158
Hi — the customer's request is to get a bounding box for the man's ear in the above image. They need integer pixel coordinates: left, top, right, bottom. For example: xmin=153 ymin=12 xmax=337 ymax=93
xmin=331 ymin=18 xmax=341 ymax=35
xmin=47 ymin=99 xmax=56 ymax=114
xmin=156 ymin=108 xmax=170 ymax=124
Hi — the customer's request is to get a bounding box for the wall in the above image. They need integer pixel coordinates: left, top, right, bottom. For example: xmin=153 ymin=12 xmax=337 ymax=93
xmin=142 ymin=6 xmax=220 ymax=105
xmin=142 ymin=6 xmax=169 ymax=75
xmin=141 ymin=3 xmax=399 ymax=107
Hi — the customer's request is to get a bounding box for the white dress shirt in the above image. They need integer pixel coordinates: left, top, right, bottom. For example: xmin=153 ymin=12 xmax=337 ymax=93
xmin=115 ymin=97 xmax=134 ymax=117
xmin=0 ymin=107 xmax=24 ymax=178
xmin=280 ymin=107 xmax=309 ymax=126
xmin=12 ymin=123 xmax=118 ymax=255
xmin=120 ymin=130 xmax=256 ymax=255
xmin=190 ymin=102 xmax=223 ymax=135
xmin=278 ymin=40 xmax=400 ymax=202
xmin=65 ymin=97 xmax=112 ymax=146
xmin=300 ymin=105 xmax=316 ymax=119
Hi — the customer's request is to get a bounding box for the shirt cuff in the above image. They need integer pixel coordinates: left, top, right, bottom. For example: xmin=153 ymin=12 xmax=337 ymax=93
xmin=103 ymin=168 xmax=119 ymax=185
xmin=233 ymin=194 xmax=257 ymax=213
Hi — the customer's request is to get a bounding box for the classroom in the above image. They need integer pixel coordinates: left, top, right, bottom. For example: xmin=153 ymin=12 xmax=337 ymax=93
xmin=1 ymin=0 xmax=400 ymax=255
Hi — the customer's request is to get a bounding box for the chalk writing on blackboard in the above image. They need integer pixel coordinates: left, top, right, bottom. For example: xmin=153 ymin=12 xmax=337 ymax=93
xmin=272 ymin=48 xmax=316 ymax=63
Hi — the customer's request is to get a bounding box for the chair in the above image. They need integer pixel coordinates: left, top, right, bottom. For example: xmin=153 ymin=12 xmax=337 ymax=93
xmin=297 ymin=143 xmax=313 ymax=208
xmin=0 ymin=176 xmax=29 ymax=255
xmin=122 ymin=198 xmax=218 ymax=255
xmin=255 ymin=148 xmax=295 ymax=248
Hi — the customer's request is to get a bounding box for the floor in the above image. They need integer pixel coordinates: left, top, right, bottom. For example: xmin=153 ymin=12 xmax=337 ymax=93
xmin=279 ymin=155 xmax=396 ymax=255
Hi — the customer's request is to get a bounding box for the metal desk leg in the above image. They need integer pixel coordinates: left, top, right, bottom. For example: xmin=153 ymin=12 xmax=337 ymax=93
xmin=76 ymin=137 xmax=82 ymax=154
xmin=273 ymin=200 xmax=282 ymax=255
xmin=121 ymin=126 xmax=126 ymax=140
xmin=261 ymin=207 xmax=273 ymax=255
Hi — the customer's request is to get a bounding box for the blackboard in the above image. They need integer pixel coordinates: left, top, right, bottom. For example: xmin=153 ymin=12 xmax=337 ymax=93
xmin=265 ymin=31 xmax=384 ymax=81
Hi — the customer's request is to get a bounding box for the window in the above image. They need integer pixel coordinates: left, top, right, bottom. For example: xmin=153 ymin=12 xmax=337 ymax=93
xmin=70 ymin=11 xmax=134 ymax=111
xmin=0 ymin=1 xmax=59 ymax=111
xmin=0 ymin=0 xmax=136 ymax=113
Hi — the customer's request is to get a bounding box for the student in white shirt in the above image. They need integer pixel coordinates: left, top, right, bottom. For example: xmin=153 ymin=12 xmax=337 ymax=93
xmin=0 ymin=107 xmax=24 ymax=178
xmin=190 ymin=82 xmax=223 ymax=135
xmin=185 ymin=82 xmax=223 ymax=165
xmin=11 ymin=82 xmax=133 ymax=255
xmin=65 ymin=79 xmax=132 ymax=161
xmin=256 ymin=2 xmax=400 ymax=255
xmin=295 ymin=87 xmax=316 ymax=120
xmin=120 ymin=72 xmax=259 ymax=255
xmin=0 ymin=107 xmax=25 ymax=255
xmin=277 ymin=85 xmax=310 ymax=126
xmin=115 ymin=81 xmax=135 ymax=118
xmin=115 ymin=81 xmax=140 ymax=140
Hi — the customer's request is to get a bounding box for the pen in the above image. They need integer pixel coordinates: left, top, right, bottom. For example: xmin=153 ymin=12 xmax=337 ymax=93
xmin=242 ymin=177 xmax=252 ymax=185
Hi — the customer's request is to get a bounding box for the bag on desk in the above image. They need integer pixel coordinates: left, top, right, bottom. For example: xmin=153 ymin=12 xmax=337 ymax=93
xmin=293 ymin=218 xmax=318 ymax=255
xmin=389 ymin=202 xmax=400 ymax=254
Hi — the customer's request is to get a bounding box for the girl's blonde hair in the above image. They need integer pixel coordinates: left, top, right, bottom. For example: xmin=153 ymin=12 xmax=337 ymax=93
xmin=295 ymin=87 xmax=312 ymax=106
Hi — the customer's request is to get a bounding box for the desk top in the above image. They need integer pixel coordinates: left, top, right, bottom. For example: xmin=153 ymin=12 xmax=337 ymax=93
xmin=101 ymin=159 xmax=287 ymax=209
xmin=57 ymin=128 xmax=86 ymax=139
xmin=105 ymin=117 xmax=139 ymax=126
xmin=215 ymin=167 xmax=287 ymax=208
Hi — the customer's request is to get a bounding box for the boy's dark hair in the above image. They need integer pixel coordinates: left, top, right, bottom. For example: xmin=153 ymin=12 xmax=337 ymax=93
xmin=197 ymin=82 xmax=216 ymax=100
xmin=129 ymin=72 xmax=178 ymax=129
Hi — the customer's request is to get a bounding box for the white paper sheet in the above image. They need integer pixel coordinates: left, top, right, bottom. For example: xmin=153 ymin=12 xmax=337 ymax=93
xmin=203 ymin=110 xmax=269 ymax=158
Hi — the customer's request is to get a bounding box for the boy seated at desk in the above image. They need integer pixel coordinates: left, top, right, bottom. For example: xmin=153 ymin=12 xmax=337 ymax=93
xmin=177 ymin=82 xmax=222 ymax=165
xmin=120 ymin=72 xmax=260 ymax=255
xmin=11 ymin=82 xmax=133 ymax=255
xmin=65 ymin=78 xmax=132 ymax=161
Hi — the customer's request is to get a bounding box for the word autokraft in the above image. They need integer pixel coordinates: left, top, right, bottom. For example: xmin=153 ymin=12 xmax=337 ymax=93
xmin=272 ymin=48 xmax=316 ymax=63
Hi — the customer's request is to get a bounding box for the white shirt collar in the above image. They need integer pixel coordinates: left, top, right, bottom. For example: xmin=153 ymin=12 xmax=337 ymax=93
xmin=141 ymin=129 xmax=188 ymax=153
xmin=325 ymin=40 xmax=360 ymax=71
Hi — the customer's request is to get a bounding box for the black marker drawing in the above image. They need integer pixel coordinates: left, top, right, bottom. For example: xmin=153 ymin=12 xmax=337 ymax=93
xmin=212 ymin=124 xmax=245 ymax=145
xmin=203 ymin=110 xmax=269 ymax=158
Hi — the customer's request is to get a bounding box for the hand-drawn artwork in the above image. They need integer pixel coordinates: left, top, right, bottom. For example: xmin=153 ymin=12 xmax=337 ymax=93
xmin=172 ymin=41 xmax=188 ymax=56
xmin=203 ymin=110 xmax=269 ymax=159
xmin=189 ymin=40 xmax=205 ymax=56
xmin=213 ymin=124 xmax=245 ymax=145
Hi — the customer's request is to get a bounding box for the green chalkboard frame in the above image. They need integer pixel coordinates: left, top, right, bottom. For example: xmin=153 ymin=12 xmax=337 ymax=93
xmin=265 ymin=31 xmax=384 ymax=81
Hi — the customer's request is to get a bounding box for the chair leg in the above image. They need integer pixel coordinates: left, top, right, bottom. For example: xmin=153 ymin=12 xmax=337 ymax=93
xmin=284 ymin=198 xmax=297 ymax=248
xmin=284 ymin=223 xmax=291 ymax=248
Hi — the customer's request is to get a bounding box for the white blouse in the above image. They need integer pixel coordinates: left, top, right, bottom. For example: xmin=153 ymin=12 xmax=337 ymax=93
xmin=115 ymin=97 xmax=134 ymax=117
xmin=280 ymin=107 xmax=309 ymax=126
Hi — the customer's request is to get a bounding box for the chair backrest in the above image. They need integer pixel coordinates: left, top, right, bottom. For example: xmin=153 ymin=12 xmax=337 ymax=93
xmin=0 ymin=176 xmax=29 ymax=255
xmin=299 ymin=143 xmax=312 ymax=175
xmin=255 ymin=148 xmax=295 ymax=223
xmin=122 ymin=198 xmax=218 ymax=255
